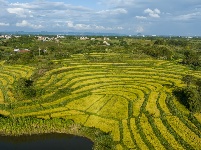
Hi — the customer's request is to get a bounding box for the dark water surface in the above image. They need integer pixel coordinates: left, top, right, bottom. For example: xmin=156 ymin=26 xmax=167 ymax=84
xmin=0 ymin=133 xmax=93 ymax=150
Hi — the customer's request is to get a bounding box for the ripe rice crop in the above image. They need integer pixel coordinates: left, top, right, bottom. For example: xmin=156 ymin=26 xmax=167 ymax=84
xmin=0 ymin=89 xmax=4 ymax=104
xmin=0 ymin=55 xmax=201 ymax=149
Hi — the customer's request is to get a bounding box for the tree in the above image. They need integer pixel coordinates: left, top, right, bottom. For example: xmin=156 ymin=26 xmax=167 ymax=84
xmin=13 ymin=78 xmax=36 ymax=99
xmin=154 ymin=39 xmax=165 ymax=45
xmin=174 ymin=75 xmax=201 ymax=113
xmin=195 ymin=78 xmax=201 ymax=92
xmin=183 ymin=50 xmax=200 ymax=67
xmin=183 ymin=87 xmax=201 ymax=113
xmin=157 ymin=46 xmax=173 ymax=60
xmin=182 ymin=75 xmax=194 ymax=87
xmin=173 ymin=87 xmax=201 ymax=113
xmin=167 ymin=39 xmax=188 ymax=47
xmin=0 ymin=51 xmax=3 ymax=60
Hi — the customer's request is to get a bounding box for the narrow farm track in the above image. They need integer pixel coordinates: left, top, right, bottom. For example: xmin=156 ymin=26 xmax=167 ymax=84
xmin=0 ymin=53 xmax=201 ymax=150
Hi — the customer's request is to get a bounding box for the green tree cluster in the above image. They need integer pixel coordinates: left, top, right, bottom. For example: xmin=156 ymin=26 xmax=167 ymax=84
xmin=142 ymin=45 xmax=173 ymax=60
xmin=182 ymin=50 xmax=201 ymax=68
xmin=7 ymin=52 xmax=34 ymax=64
xmin=173 ymin=75 xmax=201 ymax=113
xmin=12 ymin=78 xmax=42 ymax=99
xmin=1 ymin=35 xmax=201 ymax=70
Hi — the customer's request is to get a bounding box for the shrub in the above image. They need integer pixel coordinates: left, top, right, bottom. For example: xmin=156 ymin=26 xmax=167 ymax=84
xmin=173 ymin=87 xmax=201 ymax=113
xmin=13 ymin=78 xmax=37 ymax=99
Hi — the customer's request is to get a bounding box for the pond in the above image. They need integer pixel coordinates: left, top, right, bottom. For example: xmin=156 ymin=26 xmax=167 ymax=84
xmin=0 ymin=133 xmax=93 ymax=150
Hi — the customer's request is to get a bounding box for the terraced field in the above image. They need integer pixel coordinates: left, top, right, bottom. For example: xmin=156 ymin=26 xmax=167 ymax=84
xmin=0 ymin=53 xmax=201 ymax=149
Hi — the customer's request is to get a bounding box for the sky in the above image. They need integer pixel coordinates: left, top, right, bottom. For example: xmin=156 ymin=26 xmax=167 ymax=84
xmin=0 ymin=0 xmax=201 ymax=36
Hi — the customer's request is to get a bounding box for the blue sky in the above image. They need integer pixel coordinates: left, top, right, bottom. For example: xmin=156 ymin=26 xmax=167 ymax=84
xmin=0 ymin=0 xmax=201 ymax=36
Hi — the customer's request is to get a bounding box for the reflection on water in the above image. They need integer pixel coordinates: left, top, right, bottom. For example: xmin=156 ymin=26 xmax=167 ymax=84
xmin=0 ymin=133 xmax=93 ymax=150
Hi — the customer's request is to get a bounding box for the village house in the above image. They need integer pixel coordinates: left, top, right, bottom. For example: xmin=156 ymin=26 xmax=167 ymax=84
xmin=103 ymin=40 xmax=110 ymax=46
xmin=0 ymin=35 xmax=12 ymax=39
xmin=80 ymin=37 xmax=89 ymax=40
xmin=14 ymin=49 xmax=30 ymax=53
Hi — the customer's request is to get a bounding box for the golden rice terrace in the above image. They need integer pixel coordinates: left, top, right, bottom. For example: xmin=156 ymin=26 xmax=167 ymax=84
xmin=0 ymin=53 xmax=201 ymax=150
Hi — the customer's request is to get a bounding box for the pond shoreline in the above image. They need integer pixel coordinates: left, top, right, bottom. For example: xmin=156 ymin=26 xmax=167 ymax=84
xmin=0 ymin=133 xmax=92 ymax=142
xmin=0 ymin=117 xmax=115 ymax=150
xmin=0 ymin=133 xmax=94 ymax=150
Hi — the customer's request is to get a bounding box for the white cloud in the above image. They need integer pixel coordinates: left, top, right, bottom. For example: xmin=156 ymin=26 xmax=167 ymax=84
xmin=0 ymin=0 xmax=7 ymax=5
xmin=67 ymin=21 xmax=74 ymax=28
xmin=175 ymin=12 xmax=201 ymax=21
xmin=10 ymin=2 xmax=32 ymax=9
xmin=97 ymin=8 xmax=127 ymax=15
xmin=7 ymin=8 xmax=27 ymax=17
xmin=6 ymin=1 xmax=92 ymax=21
xmin=117 ymin=26 xmax=124 ymax=30
xmin=66 ymin=21 xmax=123 ymax=31
xmin=74 ymin=24 xmax=91 ymax=30
xmin=144 ymin=8 xmax=161 ymax=18
xmin=2 ymin=1 xmax=128 ymax=33
xmin=149 ymin=13 xmax=160 ymax=18
xmin=136 ymin=16 xmax=147 ymax=19
xmin=67 ymin=21 xmax=91 ymax=30
xmin=95 ymin=25 xmax=105 ymax=30
xmin=0 ymin=22 xmax=10 ymax=26
xmin=0 ymin=0 xmax=201 ymax=35
xmin=136 ymin=26 xmax=144 ymax=32
xmin=99 ymin=0 xmax=135 ymax=7
xmin=10 ymin=1 xmax=91 ymax=12
xmin=16 ymin=20 xmax=43 ymax=29
xmin=154 ymin=8 xmax=160 ymax=14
